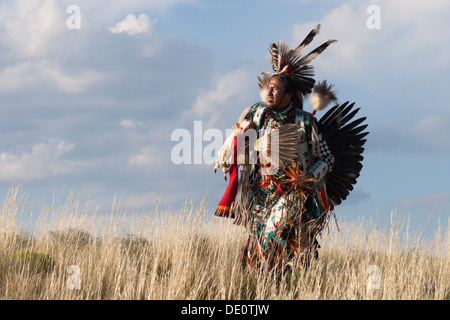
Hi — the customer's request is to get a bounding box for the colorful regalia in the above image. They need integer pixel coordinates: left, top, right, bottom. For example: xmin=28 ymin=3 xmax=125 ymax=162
xmin=214 ymin=25 xmax=368 ymax=272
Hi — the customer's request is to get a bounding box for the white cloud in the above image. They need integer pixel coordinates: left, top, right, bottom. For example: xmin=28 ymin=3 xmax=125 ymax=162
xmin=57 ymin=0 xmax=195 ymax=21
xmin=291 ymin=0 xmax=450 ymax=74
xmin=40 ymin=62 xmax=104 ymax=93
xmin=0 ymin=139 xmax=91 ymax=181
xmin=0 ymin=62 xmax=33 ymax=92
xmin=128 ymin=146 xmax=164 ymax=169
xmin=0 ymin=61 xmax=104 ymax=93
xmin=109 ymin=13 xmax=156 ymax=36
xmin=0 ymin=0 xmax=66 ymax=58
xmin=120 ymin=119 xmax=144 ymax=130
xmin=411 ymin=114 xmax=450 ymax=153
xmin=399 ymin=192 xmax=450 ymax=213
xmin=191 ymin=69 xmax=252 ymax=126
xmin=412 ymin=114 xmax=446 ymax=134
xmin=292 ymin=4 xmax=371 ymax=73
xmin=0 ymin=1 xmax=41 ymax=23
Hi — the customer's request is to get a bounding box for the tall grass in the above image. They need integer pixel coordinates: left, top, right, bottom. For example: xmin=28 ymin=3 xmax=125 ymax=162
xmin=0 ymin=185 xmax=448 ymax=300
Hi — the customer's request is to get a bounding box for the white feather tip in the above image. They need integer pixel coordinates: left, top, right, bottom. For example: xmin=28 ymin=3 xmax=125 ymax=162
xmin=258 ymin=76 xmax=270 ymax=103
xmin=310 ymin=80 xmax=338 ymax=112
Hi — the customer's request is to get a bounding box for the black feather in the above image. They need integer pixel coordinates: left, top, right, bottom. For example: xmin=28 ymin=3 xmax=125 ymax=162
xmin=318 ymin=101 xmax=368 ymax=205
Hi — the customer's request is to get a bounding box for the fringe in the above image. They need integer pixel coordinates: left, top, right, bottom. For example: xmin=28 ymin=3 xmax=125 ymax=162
xmin=214 ymin=205 xmax=235 ymax=218
xmin=232 ymin=165 xmax=253 ymax=230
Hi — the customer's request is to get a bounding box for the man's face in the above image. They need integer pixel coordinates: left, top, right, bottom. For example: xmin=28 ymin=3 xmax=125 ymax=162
xmin=266 ymin=76 xmax=292 ymax=109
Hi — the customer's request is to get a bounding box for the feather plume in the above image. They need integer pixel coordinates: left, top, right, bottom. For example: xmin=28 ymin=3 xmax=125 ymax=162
xmin=270 ymin=42 xmax=279 ymax=72
xmin=310 ymin=80 xmax=338 ymax=113
xmin=293 ymin=24 xmax=321 ymax=56
xmin=258 ymin=75 xmax=270 ymax=103
xmin=300 ymin=39 xmax=337 ymax=65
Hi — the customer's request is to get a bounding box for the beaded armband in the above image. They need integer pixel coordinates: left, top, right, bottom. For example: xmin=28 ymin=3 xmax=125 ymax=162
xmin=308 ymin=160 xmax=328 ymax=183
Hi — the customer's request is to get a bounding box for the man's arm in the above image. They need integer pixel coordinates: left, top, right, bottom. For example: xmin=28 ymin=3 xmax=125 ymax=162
xmin=214 ymin=105 xmax=255 ymax=179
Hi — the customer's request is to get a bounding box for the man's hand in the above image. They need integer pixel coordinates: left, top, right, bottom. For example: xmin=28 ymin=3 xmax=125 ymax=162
xmin=214 ymin=160 xmax=229 ymax=181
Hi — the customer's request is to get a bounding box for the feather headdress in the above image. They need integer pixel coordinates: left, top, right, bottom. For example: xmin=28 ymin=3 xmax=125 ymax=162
xmin=260 ymin=24 xmax=337 ymax=111
xmin=310 ymin=80 xmax=338 ymax=115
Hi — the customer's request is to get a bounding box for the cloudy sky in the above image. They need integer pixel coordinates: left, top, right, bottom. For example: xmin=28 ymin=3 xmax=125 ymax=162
xmin=0 ymin=0 xmax=449 ymax=238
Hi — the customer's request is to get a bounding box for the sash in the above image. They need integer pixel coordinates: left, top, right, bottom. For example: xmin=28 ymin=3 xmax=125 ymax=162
xmin=214 ymin=135 xmax=238 ymax=218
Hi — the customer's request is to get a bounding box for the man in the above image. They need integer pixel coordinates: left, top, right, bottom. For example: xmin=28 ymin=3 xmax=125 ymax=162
xmin=214 ymin=25 xmax=368 ymax=273
xmin=240 ymin=75 xmax=332 ymax=271
xmin=266 ymin=75 xmax=292 ymax=109
xmin=215 ymin=74 xmax=335 ymax=272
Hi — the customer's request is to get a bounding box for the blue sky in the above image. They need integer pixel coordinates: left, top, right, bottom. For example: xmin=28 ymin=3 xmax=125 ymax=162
xmin=0 ymin=0 xmax=449 ymax=239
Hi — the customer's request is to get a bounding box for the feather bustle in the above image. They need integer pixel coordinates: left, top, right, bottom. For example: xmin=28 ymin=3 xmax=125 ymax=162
xmin=317 ymin=101 xmax=368 ymax=205
xmin=310 ymin=80 xmax=338 ymax=112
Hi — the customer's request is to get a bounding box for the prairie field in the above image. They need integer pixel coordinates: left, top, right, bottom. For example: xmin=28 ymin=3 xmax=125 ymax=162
xmin=0 ymin=185 xmax=448 ymax=300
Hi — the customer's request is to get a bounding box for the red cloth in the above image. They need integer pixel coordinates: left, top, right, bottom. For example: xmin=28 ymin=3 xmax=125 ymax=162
xmin=215 ymin=135 xmax=238 ymax=218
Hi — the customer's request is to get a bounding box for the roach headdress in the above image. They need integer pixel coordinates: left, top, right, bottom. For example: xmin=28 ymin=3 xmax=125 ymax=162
xmin=259 ymin=24 xmax=338 ymax=111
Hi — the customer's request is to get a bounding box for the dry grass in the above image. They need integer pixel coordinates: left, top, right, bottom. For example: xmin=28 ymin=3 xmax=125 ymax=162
xmin=0 ymin=185 xmax=448 ymax=300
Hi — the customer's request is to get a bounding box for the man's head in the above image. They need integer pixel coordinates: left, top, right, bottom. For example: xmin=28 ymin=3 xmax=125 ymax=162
xmin=266 ymin=75 xmax=293 ymax=109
